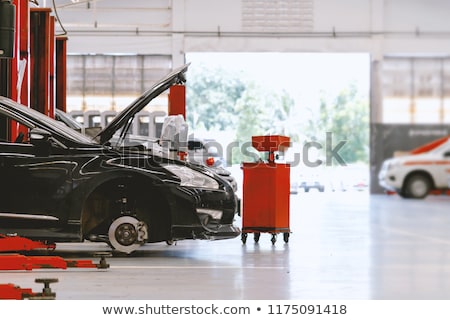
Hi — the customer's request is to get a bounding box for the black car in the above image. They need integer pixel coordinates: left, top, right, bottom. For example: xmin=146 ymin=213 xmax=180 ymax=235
xmin=54 ymin=109 xmax=239 ymax=193
xmin=299 ymin=174 xmax=325 ymax=192
xmin=0 ymin=64 xmax=240 ymax=253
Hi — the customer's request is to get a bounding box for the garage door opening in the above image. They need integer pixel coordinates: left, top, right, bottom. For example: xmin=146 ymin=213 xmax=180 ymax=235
xmin=185 ymin=52 xmax=370 ymax=195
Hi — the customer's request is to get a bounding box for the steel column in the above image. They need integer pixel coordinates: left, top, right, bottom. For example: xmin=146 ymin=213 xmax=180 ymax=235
xmin=56 ymin=36 xmax=67 ymax=112
xmin=0 ymin=0 xmax=16 ymax=141
xmin=30 ymin=8 xmax=55 ymax=118
xmin=17 ymin=0 xmax=29 ymax=106
xmin=168 ymin=84 xmax=186 ymax=119
xmin=48 ymin=14 xmax=55 ymax=118
xmin=9 ymin=0 xmax=29 ymax=140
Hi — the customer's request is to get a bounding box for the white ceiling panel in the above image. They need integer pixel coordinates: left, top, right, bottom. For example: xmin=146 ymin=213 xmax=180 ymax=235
xmin=50 ymin=0 xmax=172 ymax=32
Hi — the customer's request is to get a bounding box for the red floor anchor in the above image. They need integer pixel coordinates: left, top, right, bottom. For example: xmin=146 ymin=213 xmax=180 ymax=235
xmin=0 ymin=278 xmax=58 ymax=300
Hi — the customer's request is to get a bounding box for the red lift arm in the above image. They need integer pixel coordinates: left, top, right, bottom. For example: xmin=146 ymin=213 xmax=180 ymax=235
xmin=0 ymin=234 xmax=55 ymax=251
xmin=0 ymin=234 xmax=110 ymax=270
xmin=0 ymin=253 xmax=110 ymax=271
xmin=0 ymin=278 xmax=58 ymax=300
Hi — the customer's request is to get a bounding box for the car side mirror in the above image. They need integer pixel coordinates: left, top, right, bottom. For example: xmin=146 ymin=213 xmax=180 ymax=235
xmin=30 ymin=128 xmax=52 ymax=156
xmin=30 ymin=128 xmax=51 ymax=143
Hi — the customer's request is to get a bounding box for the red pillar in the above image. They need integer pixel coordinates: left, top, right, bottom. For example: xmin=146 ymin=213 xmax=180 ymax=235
xmin=56 ymin=36 xmax=67 ymax=112
xmin=168 ymin=84 xmax=187 ymax=160
xmin=168 ymin=84 xmax=186 ymax=119
xmin=18 ymin=0 xmax=29 ymax=106
xmin=48 ymin=13 xmax=55 ymax=118
xmin=10 ymin=0 xmax=29 ymax=140
xmin=30 ymin=8 xmax=55 ymax=118
xmin=9 ymin=0 xmax=19 ymax=101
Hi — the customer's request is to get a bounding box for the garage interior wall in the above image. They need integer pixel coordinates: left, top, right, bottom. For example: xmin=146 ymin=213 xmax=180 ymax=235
xmin=50 ymin=0 xmax=450 ymax=193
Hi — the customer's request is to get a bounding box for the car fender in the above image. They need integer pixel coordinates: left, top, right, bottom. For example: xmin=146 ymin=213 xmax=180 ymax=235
xmin=68 ymin=170 xmax=174 ymax=236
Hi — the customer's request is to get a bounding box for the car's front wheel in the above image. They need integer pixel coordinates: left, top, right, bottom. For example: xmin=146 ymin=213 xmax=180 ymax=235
xmin=108 ymin=216 xmax=148 ymax=254
xmin=403 ymin=173 xmax=432 ymax=199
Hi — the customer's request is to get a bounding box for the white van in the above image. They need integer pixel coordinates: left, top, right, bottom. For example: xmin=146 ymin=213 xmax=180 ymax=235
xmin=378 ymin=137 xmax=450 ymax=198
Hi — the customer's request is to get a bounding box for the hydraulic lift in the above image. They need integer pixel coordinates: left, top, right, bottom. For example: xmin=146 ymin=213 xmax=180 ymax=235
xmin=0 ymin=234 xmax=110 ymax=299
xmin=0 ymin=2 xmax=105 ymax=299
xmin=1 ymin=1 xmax=67 ymax=140
xmin=0 ymin=233 xmax=55 ymax=251
xmin=0 ymin=234 xmax=111 ymax=271
xmin=0 ymin=278 xmax=58 ymax=300
xmin=0 ymin=253 xmax=110 ymax=271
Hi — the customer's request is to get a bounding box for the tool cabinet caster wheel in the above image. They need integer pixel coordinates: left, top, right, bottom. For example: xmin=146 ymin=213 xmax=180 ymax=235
xmin=254 ymin=233 xmax=260 ymax=243
xmin=241 ymin=233 xmax=247 ymax=244
xmin=271 ymin=234 xmax=277 ymax=245
xmin=283 ymin=232 xmax=290 ymax=243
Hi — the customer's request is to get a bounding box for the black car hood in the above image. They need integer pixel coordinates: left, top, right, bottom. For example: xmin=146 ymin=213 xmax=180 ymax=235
xmin=95 ymin=63 xmax=189 ymax=144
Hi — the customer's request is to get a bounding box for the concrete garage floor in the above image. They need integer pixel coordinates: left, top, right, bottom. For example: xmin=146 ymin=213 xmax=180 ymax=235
xmin=2 ymin=192 xmax=450 ymax=300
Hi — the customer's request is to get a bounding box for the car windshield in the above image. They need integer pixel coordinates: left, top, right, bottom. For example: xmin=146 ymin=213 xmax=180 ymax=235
xmin=429 ymin=140 xmax=450 ymax=155
xmin=2 ymin=98 xmax=95 ymax=145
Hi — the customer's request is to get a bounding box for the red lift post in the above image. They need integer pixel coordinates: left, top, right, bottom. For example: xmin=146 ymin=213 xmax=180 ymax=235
xmin=55 ymin=36 xmax=68 ymax=112
xmin=241 ymin=135 xmax=291 ymax=244
xmin=30 ymin=7 xmax=55 ymax=118
xmin=168 ymin=84 xmax=187 ymax=160
xmin=8 ymin=0 xmax=30 ymax=140
xmin=168 ymin=84 xmax=186 ymax=119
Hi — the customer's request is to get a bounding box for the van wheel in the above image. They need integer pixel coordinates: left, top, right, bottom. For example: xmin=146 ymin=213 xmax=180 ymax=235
xmin=404 ymin=174 xmax=431 ymax=199
xmin=397 ymin=190 xmax=410 ymax=198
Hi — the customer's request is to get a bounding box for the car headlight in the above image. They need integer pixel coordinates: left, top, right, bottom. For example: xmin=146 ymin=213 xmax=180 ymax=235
xmin=386 ymin=160 xmax=401 ymax=171
xmin=164 ymin=164 xmax=219 ymax=190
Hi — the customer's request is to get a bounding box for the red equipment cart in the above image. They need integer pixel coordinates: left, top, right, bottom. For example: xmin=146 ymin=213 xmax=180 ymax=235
xmin=241 ymin=135 xmax=291 ymax=244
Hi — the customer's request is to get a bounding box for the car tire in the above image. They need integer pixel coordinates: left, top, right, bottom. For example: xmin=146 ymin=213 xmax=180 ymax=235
xmin=403 ymin=173 xmax=432 ymax=199
xmin=304 ymin=188 xmax=310 ymax=192
xmin=397 ymin=191 xmax=409 ymax=198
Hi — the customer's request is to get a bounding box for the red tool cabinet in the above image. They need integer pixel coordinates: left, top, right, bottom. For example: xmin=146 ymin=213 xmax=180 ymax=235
xmin=241 ymin=135 xmax=291 ymax=244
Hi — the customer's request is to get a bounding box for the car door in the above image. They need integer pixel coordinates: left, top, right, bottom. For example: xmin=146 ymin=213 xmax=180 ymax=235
xmin=0 ymin=136 xmax=75 ymax=237
xmin=435 ymin=148 xmax=450 ymax=188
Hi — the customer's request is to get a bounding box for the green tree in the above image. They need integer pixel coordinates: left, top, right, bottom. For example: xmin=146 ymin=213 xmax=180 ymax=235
xmin=303 ymin=83 xmax=369 ymax=164
xmin=185 ymin=64 xmax=296 ymax=165
xmin=232 ymin=84 xmax=296 ymax=164
xmin=186 ymin=64 xmax=246 ymax=131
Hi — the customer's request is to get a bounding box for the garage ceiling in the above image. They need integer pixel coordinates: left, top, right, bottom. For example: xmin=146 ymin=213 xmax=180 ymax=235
xmin=51 ymin=0 xmax=172 ymax=35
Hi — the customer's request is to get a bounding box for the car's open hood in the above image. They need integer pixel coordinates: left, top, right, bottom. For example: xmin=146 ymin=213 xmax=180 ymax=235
xmin=95 ymin=63 xmax=189 ymax=144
